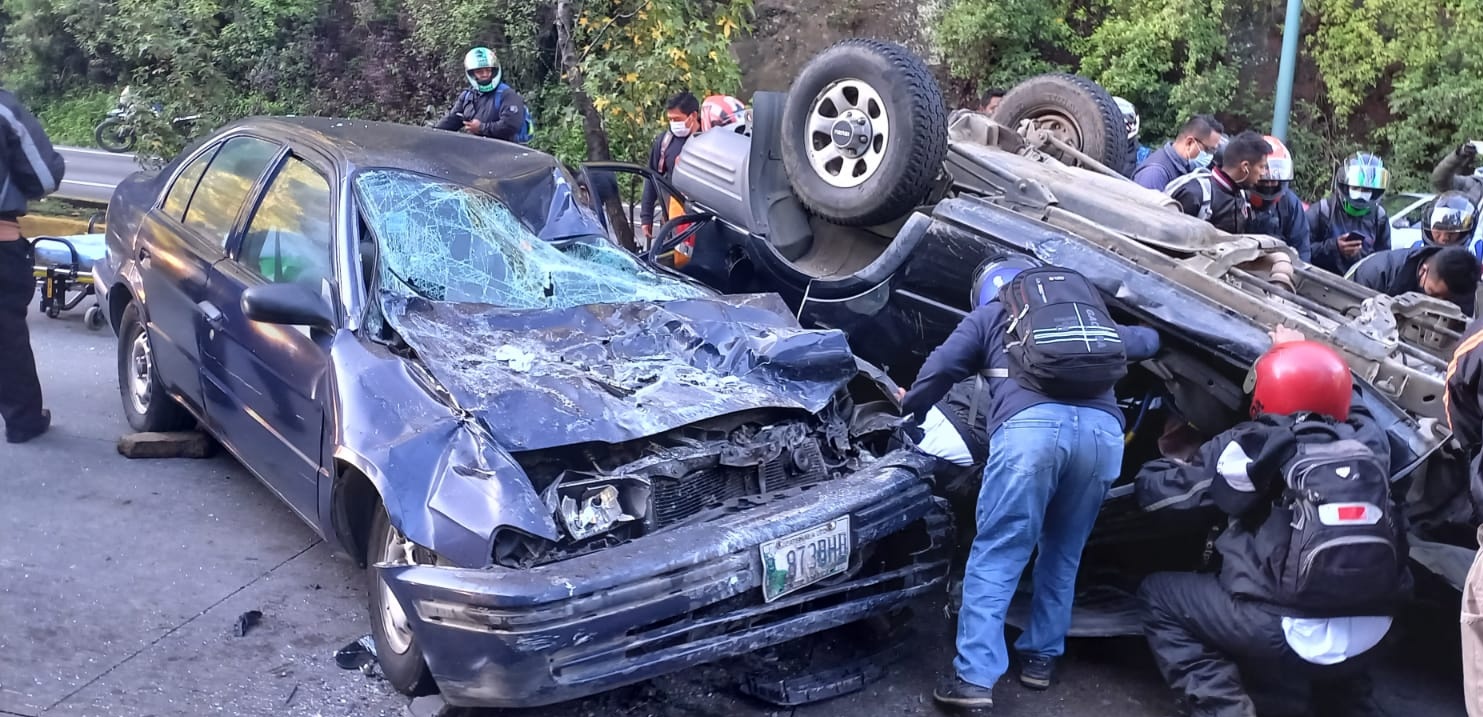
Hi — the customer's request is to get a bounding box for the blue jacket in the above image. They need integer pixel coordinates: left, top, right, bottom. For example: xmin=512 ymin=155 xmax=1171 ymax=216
xmin=0 ymin=89 xmax=65 ymax=219
xmin=1249 ymin=188 xmax=1312 ymax=262
xmin=901 ymin=301 xmax=1161 ymax=439
xmin=1132 ymin=143 xmax=1193 ymax=192
xmin=1307 ymin=196 xmax=1392 ymax=276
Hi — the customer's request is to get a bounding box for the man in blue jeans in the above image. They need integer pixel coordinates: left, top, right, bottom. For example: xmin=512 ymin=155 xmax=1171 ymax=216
xmin=901 ymin=260 xmax=1160 ymax=710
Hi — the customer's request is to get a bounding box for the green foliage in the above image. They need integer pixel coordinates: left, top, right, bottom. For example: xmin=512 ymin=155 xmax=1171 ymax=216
xmin=1076 ymin=0 xmax=1238 ymax=143
xmin=0 ymin=0 xmax=748 ymax=169
xmin=572 ymin=0 xmax=751 ymax=164
xmin=935 ymin=0 xmax=1072 ymax=91
xmin=29 ymin=87 xmax=117 ymax=146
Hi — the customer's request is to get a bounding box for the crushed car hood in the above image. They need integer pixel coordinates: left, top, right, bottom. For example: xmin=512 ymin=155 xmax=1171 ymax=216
xmin=382 ymin=292 xmax=859 ymax=451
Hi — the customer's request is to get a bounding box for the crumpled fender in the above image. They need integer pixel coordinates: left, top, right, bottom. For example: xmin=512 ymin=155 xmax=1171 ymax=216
xmin=324 ymin=333 xmax=558 ymax=569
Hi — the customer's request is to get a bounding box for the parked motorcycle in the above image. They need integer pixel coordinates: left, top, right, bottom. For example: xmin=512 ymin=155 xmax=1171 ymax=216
xmin=93 ymin=86 xmax=202 ymax=153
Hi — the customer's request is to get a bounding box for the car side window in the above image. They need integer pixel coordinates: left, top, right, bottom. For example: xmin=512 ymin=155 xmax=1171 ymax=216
xmin=181 ymin=136 xmax=280 ymax=248
xmin=160 ymin=145 xmax=218 ymax=222
xmin=238 ymin=157 xmax=333 ymax=287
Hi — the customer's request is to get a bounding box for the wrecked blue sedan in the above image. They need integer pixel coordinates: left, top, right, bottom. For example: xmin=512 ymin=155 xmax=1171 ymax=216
xmin=92 ymin=117 xmax=951 ymax=708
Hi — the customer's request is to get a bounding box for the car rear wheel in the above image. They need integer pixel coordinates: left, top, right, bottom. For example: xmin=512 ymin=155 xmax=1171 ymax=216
xmin=781 ymin=39 xmax=948 ymax=226
xmin=367 ymin=503 xmax=437 ymax=696
xmin=117 ymin=301 xmax=193 ymax=432
xmin=995 ymin=74 xmax=1130 ymax=173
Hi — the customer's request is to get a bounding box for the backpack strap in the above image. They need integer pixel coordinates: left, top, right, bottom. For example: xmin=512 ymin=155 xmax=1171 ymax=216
xmin=658 ymin=132 xmax=675 ymax=174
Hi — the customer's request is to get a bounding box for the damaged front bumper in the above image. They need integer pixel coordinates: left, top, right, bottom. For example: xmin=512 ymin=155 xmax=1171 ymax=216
xmin=379 ymin=451 xmax=951 ymax=708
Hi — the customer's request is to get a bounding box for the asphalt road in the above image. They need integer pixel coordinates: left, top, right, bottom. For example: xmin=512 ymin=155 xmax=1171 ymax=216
xmin=54 ymin=146 xmax=140 ymax=204
xmin=1 ymin=298 xmax=1472 ymax=717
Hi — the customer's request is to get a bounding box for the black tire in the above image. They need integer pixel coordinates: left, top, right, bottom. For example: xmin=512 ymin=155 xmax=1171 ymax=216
xmin=84 ymin=305 xmax=106 ymax=331
xmin=116 ymin=301 xmax=193 ymax=432
xmin=780 ymin=39 xmax=948 ymax=226
xmin=94 ymin=118 xmax=136 ymax=153
xmin=367 ymin=503 xmax=437 ymax=697
xmin=996 ymin=74 xmax=1130 ymax=173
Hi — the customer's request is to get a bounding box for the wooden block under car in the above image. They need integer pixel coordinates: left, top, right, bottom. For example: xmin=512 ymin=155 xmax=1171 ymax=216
xmin=117 ymin=431 xmax=214 ymax=459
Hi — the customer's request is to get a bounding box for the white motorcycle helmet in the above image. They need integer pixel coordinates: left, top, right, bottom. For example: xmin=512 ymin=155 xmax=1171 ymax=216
xmin=463 ymin=47 xmax=502 ymax=93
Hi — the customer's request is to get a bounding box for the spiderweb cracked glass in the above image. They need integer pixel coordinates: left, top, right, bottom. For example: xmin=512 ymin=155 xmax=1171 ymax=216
xmin=356 ymin=169 xmax=704 ymax=309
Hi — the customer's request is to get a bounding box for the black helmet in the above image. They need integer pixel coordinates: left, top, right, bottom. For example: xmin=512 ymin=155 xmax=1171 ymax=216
xmin=1423 ymin=191 xmax=1479 ymax=246
xmin=970 ymin=256 xmax=1041 ymax=308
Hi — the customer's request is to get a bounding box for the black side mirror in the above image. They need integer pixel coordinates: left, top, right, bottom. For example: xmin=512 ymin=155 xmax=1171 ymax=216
xmin=241 ymin=282 xmax=335 ymax=330
xmin=1392 ymin=218 xmax=1407 ymax=229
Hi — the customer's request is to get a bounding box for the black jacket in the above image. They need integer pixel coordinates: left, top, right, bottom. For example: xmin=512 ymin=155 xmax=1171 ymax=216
xmin=1132 ymin=143 xmax=1194 ymax=192
xmin=900 ymin=301 xmax=1160 ymax=439
xmin=1168 ymin=168 xmax=1251 ymax=235
xmin=1432 ymin=149 xmax=1483 ymax=207
xmin=639 ymin=131 xmax=690 ymax=227
xmin=433 ymin=85 xmax=529 ymax=143
xmin=1249 ymin=188 xmax=1312 ymax=262
xmin=0 ymin=89 xmax=65 ymax=219
xmin=1307 ymin=197 xmax=1392 ymax=276
xmin=936 ymin=376 xmax=993 ymax=465
xmin=1134 ymin=387 xmax=1409 ymax=616
xmin=1348 ymin=245 xmax=1475 ymax=316
xmin=1448 ymin=318 xmax=1483 ymax=453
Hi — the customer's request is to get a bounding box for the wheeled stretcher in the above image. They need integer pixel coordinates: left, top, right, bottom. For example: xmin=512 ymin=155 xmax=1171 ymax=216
xmin=31 ymin=233 xmax=107 ymax=330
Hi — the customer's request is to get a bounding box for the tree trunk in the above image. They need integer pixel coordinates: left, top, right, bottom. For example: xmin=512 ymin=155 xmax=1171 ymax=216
xmin=555 ymin=0 xmax=638 ymax=252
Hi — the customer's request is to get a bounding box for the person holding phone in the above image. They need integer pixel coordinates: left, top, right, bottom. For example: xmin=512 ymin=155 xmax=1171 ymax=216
xmin=1308 ymin=153 xmax=1393 ymax=275
xmin=433 ymin=47 xmax=533 ymax=144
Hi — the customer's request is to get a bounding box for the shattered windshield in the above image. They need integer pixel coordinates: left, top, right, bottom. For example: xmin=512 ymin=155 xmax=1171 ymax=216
xmin=354 ymin=168 xmax=706 ymax=309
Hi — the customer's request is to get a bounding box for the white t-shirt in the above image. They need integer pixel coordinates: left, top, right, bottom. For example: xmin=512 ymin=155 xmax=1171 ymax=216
xmin=1281 ymin=616 xmax=1392 ymax=665
xmin=916 ymin=406 xmax=974 ymax=467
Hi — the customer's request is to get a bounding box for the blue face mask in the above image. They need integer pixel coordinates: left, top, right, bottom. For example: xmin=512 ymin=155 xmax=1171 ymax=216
xmin=1192 ymin=150 xmax=1214 ymax=169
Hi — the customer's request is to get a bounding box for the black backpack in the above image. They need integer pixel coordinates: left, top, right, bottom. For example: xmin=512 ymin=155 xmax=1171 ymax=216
xmin=1266 ymin=421 xmax=1405 ymax=612
xmin=996 ymin=266 xmax=1128 ymax=399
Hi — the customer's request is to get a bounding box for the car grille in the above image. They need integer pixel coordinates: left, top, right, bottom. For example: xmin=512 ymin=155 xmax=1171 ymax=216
xmin=651 ymin=441 xmax=832 ymax=527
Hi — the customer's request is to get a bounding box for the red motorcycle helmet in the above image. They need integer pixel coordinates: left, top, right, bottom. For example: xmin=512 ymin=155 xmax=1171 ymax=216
xmin=1246 ymin=340 xmax=1352 ymax=420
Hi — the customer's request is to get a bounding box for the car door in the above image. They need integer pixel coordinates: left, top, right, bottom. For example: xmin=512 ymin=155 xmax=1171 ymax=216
xmin=134 ymin=136 xmax=282 ymax=414
xmin=199 ymin=152 xmax=337 ymax=521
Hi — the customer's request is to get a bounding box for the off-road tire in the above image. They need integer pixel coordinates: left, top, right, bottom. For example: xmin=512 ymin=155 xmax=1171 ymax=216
xmin=996 ymin=74 xmax=1129 ymax=173
xmin=117 ymin=301 xmax=193 ymax=432
xmin=366 ymin=504 xmax=438 ymax=697
xmin=94 ymin=118 xmax=137 ymax=153
xmin=781 ymin=39 xmax=948 ymax=226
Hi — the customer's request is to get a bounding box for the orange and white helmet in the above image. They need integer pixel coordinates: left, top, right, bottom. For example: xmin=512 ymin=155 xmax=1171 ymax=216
xmin=700 ymin=95 xmax=747 ymax=132
xmin=1253 ymin=134 xmax=1294 ymax=202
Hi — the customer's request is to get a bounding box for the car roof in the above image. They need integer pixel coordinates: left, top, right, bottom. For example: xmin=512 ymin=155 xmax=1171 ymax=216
xmin=219 ymin=116 xmax=564 ymax=185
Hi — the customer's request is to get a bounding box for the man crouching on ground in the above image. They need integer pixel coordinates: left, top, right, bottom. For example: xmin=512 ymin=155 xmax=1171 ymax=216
xmin=1134 ymin=328 xmax=1406 ymax=717
xmin=900 ymin=260 xmax=1160 ymax=710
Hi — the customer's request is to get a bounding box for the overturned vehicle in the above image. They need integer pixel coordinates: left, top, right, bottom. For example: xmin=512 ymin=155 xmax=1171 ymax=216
xmin=92 ymin=118 xmax=951 ymax=708
xmin=582 ymin=40 xmax=1479 ymax=631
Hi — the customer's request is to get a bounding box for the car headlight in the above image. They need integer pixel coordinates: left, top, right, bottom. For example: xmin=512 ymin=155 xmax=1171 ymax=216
xmin=543 ymin=475 xmax=652 ymax=542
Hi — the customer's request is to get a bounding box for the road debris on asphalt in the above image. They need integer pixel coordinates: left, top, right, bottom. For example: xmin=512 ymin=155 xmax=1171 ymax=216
xmin=232 ymin=609 xmax=263 ymax=637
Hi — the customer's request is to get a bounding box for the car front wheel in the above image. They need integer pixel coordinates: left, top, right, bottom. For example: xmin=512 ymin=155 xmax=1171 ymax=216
xmin=116 ymin=301 xmax=193 ymax=432
xmin=367 ymin=503 xmax=437 ymax=696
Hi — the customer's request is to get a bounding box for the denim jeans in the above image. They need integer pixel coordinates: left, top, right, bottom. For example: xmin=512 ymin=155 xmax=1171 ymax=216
xmin=954 ymin=402 xmax=1124 ymax=688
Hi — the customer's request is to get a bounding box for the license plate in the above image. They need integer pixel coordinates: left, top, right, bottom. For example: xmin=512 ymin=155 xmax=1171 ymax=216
xmin=759 ymin=516 xmax=852 ymax=603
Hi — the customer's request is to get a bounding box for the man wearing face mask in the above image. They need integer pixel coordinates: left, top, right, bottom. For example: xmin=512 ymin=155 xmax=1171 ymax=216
xmin=1166 ymin=131 xmax=1271 ymax=235
xmin=1308 ymin=153 xmax=1393 ymax=276
xmin=1346 ymin=244 xmax=1480 ymax=317
xmin=1248 ymin=135 xmax=1311 ymax=261
xmin=639 ymin=91 xmax=701 ymax=242
xmin=1132 ymin=114 xmax=1225 ymax=192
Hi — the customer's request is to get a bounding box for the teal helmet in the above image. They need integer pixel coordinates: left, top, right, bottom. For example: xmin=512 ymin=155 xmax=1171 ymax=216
xmin=1333 ymin=152 xmax=1390 ymax=217
xmin=463 ymin=47 xmax=501 ymax=93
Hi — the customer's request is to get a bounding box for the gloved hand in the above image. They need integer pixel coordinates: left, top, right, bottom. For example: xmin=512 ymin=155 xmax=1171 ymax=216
xmin=1236 ymin=428 xmax=1300 ymax=494
xmin=1460 ymin=142 xmax=1479 ymax=161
